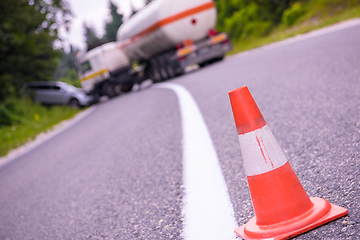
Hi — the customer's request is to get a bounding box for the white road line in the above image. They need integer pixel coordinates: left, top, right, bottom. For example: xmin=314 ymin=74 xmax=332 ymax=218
xmin=155 ymin=83 xmax=238 ymax=240
xmin=0 ymin=105 xmax=96 ymax=168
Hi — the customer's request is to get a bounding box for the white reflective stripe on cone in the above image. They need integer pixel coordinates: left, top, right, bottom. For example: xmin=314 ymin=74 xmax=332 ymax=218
xmin=238 ymin=125 xmax=288 ymax=176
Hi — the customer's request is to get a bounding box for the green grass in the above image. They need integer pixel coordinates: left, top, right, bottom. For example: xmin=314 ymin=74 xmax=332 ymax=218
xmin=0 ymin=99 xmax=81 ymax=158
xmin=229 ymin=5 xmax=360 ymax=55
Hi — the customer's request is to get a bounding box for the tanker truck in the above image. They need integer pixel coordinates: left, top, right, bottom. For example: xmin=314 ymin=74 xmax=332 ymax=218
xmin=75 ymin=0 xmax=231 ymax=98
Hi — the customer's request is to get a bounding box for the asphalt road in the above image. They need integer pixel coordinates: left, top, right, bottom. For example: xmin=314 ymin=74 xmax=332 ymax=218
xmin=1 ymin=20 xmax=360 ymax=239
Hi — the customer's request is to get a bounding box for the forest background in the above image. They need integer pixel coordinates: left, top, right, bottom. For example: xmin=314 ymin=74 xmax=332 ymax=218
xmin=1 ymin=0 xmax=360 ymax=157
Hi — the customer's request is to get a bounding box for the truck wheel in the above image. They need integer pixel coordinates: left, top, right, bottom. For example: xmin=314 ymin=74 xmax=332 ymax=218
xmin=199 ymin=62 xmax=208 ymax=68
xmin=102 ymin=82 xmax=115 ymax=98
xmin=216 ymin=55 xmax=224 ymax=61
xmin=113 ymin=83 xmax=122 ymax=96
xmin=121 ymin=83 xmax=134 ymax=92
xmin=158 ymin=57 xmax=169 ymax=80
xmin=200 ymin=55 xmax=224 ymax=68
xmin=150 ymin=59 xmax=162 ymax=83
xmin=172 ymin=61 xmax=184 ymax=76
xmin=92 ymin=93 xmax=100 ymax=104
xmin=213 ymin=55 xmax=224 ymax=63
xmin=165 ymin=57 xmax=175 ymax=79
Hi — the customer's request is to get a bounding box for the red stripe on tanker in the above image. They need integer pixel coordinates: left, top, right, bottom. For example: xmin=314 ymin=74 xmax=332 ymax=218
xmin=117 ymin=0 xmax=216 ymax=60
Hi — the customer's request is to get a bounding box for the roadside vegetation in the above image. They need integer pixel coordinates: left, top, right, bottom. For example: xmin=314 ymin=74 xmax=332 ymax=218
xmin=230 ymin=6 xmax=360 ymax=54
xmin=1 ymin=0 xmax=360 ymax=158
xmin=213 ymin=0 xmax=360 ymax=54
xmin=0 ymin=0 xmax=124 ymax=158
xmin=0 ymin=99 xmax=80 ymax=158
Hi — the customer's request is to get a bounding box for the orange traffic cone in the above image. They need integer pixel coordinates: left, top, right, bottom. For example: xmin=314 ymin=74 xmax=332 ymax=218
xmin=228 ymin=86 xmax=348 ymax=240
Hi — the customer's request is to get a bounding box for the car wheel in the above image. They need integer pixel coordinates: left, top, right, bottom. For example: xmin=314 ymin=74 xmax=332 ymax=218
xmin=69 ymin=98 xmax=80 ymax=109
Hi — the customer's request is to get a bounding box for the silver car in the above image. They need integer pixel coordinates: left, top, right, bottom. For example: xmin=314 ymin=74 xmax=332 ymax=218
xmin=23 ymin=81 xmax=94 ymax=108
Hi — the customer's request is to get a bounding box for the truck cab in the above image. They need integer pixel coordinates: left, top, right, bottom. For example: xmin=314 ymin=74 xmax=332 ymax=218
xmin=75 ymin=42 xmax=133 ymax=98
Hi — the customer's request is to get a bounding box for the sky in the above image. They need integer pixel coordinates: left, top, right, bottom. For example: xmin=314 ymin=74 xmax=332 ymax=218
xmin=61 ymin=0 xmax=145 ymax=51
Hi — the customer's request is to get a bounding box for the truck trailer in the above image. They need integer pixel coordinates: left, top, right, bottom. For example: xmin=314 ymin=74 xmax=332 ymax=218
xmin=75 ymin=0 xmax=231 ymax=99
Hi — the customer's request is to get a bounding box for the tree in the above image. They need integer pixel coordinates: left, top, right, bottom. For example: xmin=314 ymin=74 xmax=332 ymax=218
xmin=129 ymin=3 xmax=138 ymax=18
xmin=53 ymin=46 xmax=78 ymax=83
xmin=84 ymin=1 xmax=124 ymax=49
xmin=104 ymin=1 xmax=124 ymax=42
xmin=84 ymin=22 xmax=102 ymax=51
xmin=0 ymin=0 xmax=72 ymax=102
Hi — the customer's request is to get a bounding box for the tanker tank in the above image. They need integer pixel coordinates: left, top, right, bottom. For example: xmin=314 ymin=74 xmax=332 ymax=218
xmin=117 ymin=0 xmax=217 ymax=61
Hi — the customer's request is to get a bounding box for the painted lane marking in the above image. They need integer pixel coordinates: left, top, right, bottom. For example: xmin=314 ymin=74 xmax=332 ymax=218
xmin=154 ymin=83 xmax=238 ymax=240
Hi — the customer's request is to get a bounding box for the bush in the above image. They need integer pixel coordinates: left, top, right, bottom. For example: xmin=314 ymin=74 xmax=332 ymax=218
xmin=282 ymin=2 xmax=305 ymax=26
xmin=242 ymin=21 xmax=272 ymax=38
xmin=0 ymin=99 xmax=80 ymax=157
xmin=303 ymin=0 xmax=360 ymax=18
xmin=225 ymin=3 xmax=272 ymax=40
xmin=58 ymin=69 xmax=81 ymax=88
xmin=0 ymin=104 xmax=14 ymax=126
xmin=0 ymin=99 xmax=23 ymax=126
